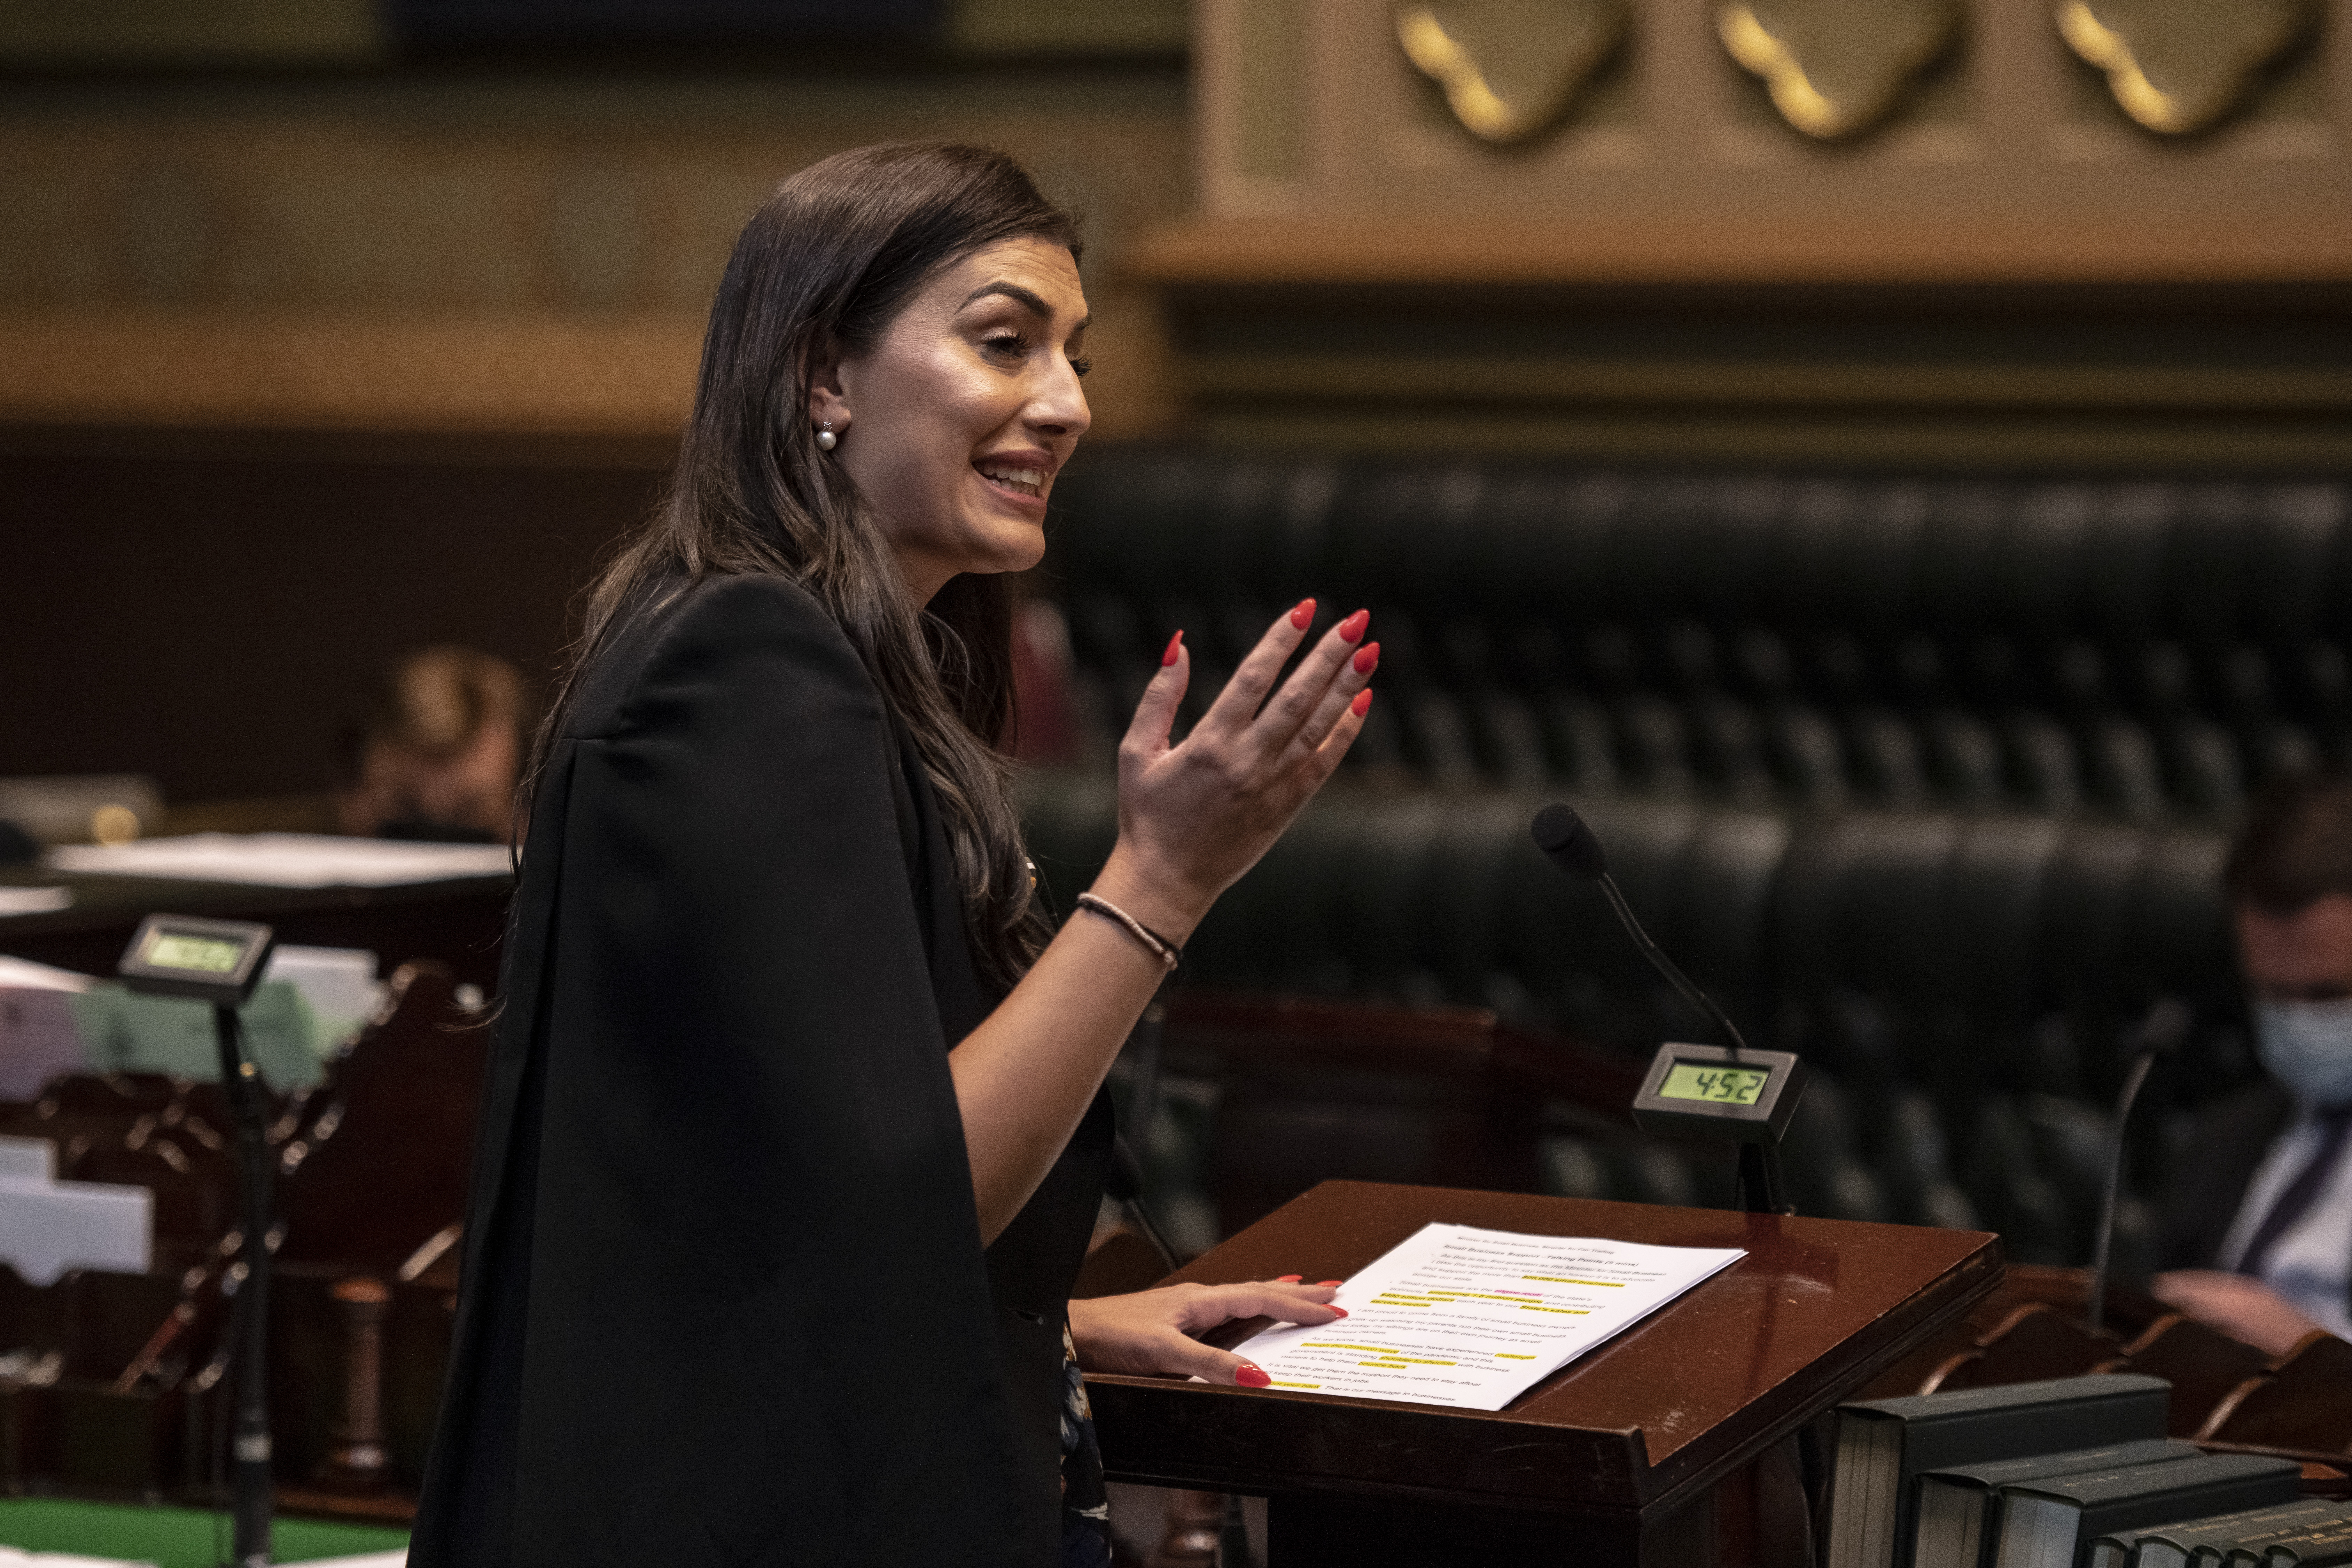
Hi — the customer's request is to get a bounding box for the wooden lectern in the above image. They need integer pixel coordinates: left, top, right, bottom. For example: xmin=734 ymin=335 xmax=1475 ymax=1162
xmin=1089 ymin=1181 xmax=2002 ymax=1567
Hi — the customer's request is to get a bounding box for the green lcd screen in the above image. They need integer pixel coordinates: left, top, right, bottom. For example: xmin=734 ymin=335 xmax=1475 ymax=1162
xmin=1658 ymin=1062 xmax=1771 ymax=1106
xmin=142 ymin=931 xmax=249 ymax=975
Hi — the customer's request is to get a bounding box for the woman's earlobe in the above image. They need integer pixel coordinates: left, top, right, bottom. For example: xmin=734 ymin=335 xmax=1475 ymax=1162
xmin=803 ymin=380 xmax=850 ymax=448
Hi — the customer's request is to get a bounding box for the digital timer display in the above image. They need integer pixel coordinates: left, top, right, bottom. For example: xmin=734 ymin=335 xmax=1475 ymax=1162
xmin=1631 ymin=1042 xmax=1803 ymax=1156
xmin=119 ymin=914 xmax=274 ymax=1005
xmin=142 ymin=930 xmax=249 ymax=975
xmin=1657 ymin=1062 xmax=1771 ymax=1106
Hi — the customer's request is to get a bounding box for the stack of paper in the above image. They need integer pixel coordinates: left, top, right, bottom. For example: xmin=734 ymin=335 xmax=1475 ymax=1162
xmin=0 ymin=946 xmax=379 ymax=1095
xmin=1230 ymin=1222 xmax=1744 ymax=1410
xmin=0 ymin=959 xmax=92 ymax=1101
xmin=0 ymin=957 xmax=93 ymax=993
xmin=264 ymin=945 xmax=385 ymax=1051
xmin=0 ymin=1163 xmax=150 ymax=1285
xmin=47 ymin=833 xmax=510 ymax=888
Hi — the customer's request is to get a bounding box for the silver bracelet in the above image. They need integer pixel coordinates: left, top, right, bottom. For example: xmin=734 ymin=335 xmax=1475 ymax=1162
xmin=1075 ymin=892 xmax=1182 ymax=971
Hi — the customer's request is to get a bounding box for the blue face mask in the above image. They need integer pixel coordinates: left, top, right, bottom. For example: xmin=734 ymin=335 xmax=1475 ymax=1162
xmin=2254 ymin=997 xmax=2352 ymax=1108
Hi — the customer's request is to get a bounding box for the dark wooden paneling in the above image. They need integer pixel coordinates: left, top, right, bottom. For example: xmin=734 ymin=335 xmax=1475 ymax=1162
xmin=0 ymin=428 xmax=669 ymax=803
xmin=1152 ymin=279 xmax=2352 ymax=471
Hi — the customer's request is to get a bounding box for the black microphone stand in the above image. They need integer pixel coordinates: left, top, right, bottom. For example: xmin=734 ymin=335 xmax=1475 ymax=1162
xmin=212 ymin=1004 xmax=275 ymax=1567
xmin=1109 ymin=999 xmax=1179 ymax=1274
xmin=1592 ymin=870 xmax=1790 ymax=1215
xmin=114 ymin=913 xmax=278 ymax=1566
xmin=2086 ymin=999 xmax=2191 ymax=1335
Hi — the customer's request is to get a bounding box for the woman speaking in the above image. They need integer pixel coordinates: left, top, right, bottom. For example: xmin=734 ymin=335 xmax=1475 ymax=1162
xmin=411 ymin=142 xmax=1377 ymax=1566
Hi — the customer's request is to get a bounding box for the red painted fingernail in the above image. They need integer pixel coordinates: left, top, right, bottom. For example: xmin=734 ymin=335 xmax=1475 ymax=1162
xmin=1352 ymin=641 xmax=1380 ymax=675
xmin=1289 ymin=598 xmax=1316 ymax=630
xmin=1351 ymin=689 xmax=1373 ymax=718
xmin=1236 ymin=1364 xmax=1272 ymax=1388
xmin=1276 ymin=1274 xmax=1302 ymax=1282
xmin=1338 ymin=610 xmax=1370 ymax=643
xmin=1329 ymin=1307 xmax=1349 ymax=1318
xmin=1317 ymin=1280 xmax=1344 ymax=1287
xmin=1162 ymin=631 xmax=1183 ymax=667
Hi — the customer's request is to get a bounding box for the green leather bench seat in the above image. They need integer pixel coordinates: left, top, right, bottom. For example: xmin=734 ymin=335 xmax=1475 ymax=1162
xmin=1045 ymin=452 xmax=2348 ymax=823
xmin=1023 ymin=775 xmax=2241 ymax=1270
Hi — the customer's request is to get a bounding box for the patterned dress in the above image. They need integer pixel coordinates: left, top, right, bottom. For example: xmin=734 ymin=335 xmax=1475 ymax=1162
xmin=1060 ymin=1325 xmax=1113 ymax=1567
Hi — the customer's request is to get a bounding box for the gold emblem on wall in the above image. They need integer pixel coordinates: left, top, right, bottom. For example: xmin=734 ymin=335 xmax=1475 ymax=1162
xmin=1395 ymin=0 xmax=1630 ymax=145
xmin=2056 ymin=0 xmax=2319 ymax=135
xmin=1718 ymin=0 xmax=1961 ymax=140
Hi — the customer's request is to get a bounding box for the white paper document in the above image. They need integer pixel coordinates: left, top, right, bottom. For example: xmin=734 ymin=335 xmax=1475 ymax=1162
xmin=47 ymin=832 xmax=511 ymax=888
xmin=0 ymin=982 xmax=90 ymax=1102
xmin=1230 ymin=1222 xmax=1745 ymax=1411
xmin=0 ymin=886 xmax=73 ymax=916
xmin=0 ymin=955 xmax=95 ymax=992
xmin=0 ymin=1173 xmax=152 ymax=1285
xmin=0 ymin=1136 xmax=53 ymax=1179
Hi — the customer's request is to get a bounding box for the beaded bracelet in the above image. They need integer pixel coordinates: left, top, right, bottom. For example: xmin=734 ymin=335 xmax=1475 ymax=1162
xmin=1075 ymin=892 xmax=1182 ymax=971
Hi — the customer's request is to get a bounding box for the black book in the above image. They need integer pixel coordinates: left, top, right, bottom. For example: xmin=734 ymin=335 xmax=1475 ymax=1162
xmin=2088 ymin=1499 xmax=2344 ymax=1568
xmin=1827 ymin=1374 xmax=2172 ymax=1568
xmin=1991 ymin=1452 xmax=2304 ymax=1568
xmin=1915 ymin=1439 xmax=2201 ymax=1568
xmin=2240 ymin=1514 xmax=2352 ymax=1566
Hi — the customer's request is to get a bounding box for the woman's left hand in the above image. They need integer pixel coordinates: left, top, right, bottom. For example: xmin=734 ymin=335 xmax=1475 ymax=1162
xmin=1068 ymin=1278 xmax=1345 ymax=1387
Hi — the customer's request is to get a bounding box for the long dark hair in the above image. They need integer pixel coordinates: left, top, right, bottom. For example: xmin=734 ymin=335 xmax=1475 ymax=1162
xmin=529 ymin=141 xmax=1076 ymax=988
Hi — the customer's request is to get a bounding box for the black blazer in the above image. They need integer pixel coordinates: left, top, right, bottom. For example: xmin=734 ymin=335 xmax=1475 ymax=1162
xmin=2154 ymin=1078 xmax=2295 ymax=1275
xmin=411 ymin=575 xmax=1110 ymax=1568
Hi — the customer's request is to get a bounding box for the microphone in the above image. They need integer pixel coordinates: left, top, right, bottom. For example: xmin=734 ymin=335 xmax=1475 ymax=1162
xmin=1533 ymin=804 xmax=1793 ymax=1215
xmin=2086 ymin=997 xmax=2193 ymax=1333
xmin=1531 ymin=803 xmax=1751 ymax=1057
xmin=1105 ymin=1134 xmax=1178 ymax=1274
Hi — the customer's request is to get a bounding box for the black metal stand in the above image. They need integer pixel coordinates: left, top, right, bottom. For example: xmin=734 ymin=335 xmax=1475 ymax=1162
xmin=2086 ymin=999 xmax=2191 ymax=1335
xmin=212 ymin=1003 xmax=273 ymax=1568
xmin=1736 ymin=1139 xmax=1792 ymax=1216
xmin=1114 ymin=998 xmax=1181 ymax=1272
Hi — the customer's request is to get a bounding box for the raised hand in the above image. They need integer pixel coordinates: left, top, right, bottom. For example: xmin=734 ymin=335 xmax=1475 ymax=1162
xmin=1094 ymin=599 xmax=1376 ymax=942
xmin=954 ymin=600 xmax=1375 ymax=1243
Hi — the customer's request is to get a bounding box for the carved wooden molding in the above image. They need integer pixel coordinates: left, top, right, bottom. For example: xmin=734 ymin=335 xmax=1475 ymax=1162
xmin=1128 ymin=215 xmax=2352 ymax=286
xmin=0 ymin=307 xmax=1173 ymax=439
xmin=1192 ymin=0 xmax=2349 ymax=280
xmin=1718 ymin=0 xmax=1962 ymax=139
xmin=2055 ymin=0 xmax=2321 ymax=135
xmin=1394 ymin=0 xmax=1630 ymax=143
xmin=0 ymin=311 xmax=701 ymax=435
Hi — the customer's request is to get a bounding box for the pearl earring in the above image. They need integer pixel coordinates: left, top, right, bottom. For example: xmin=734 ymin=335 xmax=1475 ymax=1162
xmin=816 ymin=421 xmax=837 ymax=451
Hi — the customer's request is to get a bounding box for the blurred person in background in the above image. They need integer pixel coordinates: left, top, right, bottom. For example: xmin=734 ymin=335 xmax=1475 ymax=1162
xmin=333 ymin=646 xmax=525 ymax=843
xmin=1007 ymin=575 xmax=1085 ymax=766
xmin=2154 ymin=773 xmax=2352 ymax=1353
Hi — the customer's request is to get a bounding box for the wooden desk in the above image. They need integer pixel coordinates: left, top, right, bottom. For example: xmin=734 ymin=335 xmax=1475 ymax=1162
xmin=0 ymin=866 xmax=510 ymax=992
xmin=1089 ymin=1180 xmax=2001 ymax=1567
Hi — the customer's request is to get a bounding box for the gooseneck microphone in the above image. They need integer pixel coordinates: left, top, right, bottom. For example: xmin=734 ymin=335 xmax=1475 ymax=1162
xmin=1533 ymin=803 xmax=1795 ymax=1214
xmin=1531 ymin=803 xmax=1751 ymax=1058
xmin=2087 ymin=997 xmax=2192 ymax=1333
